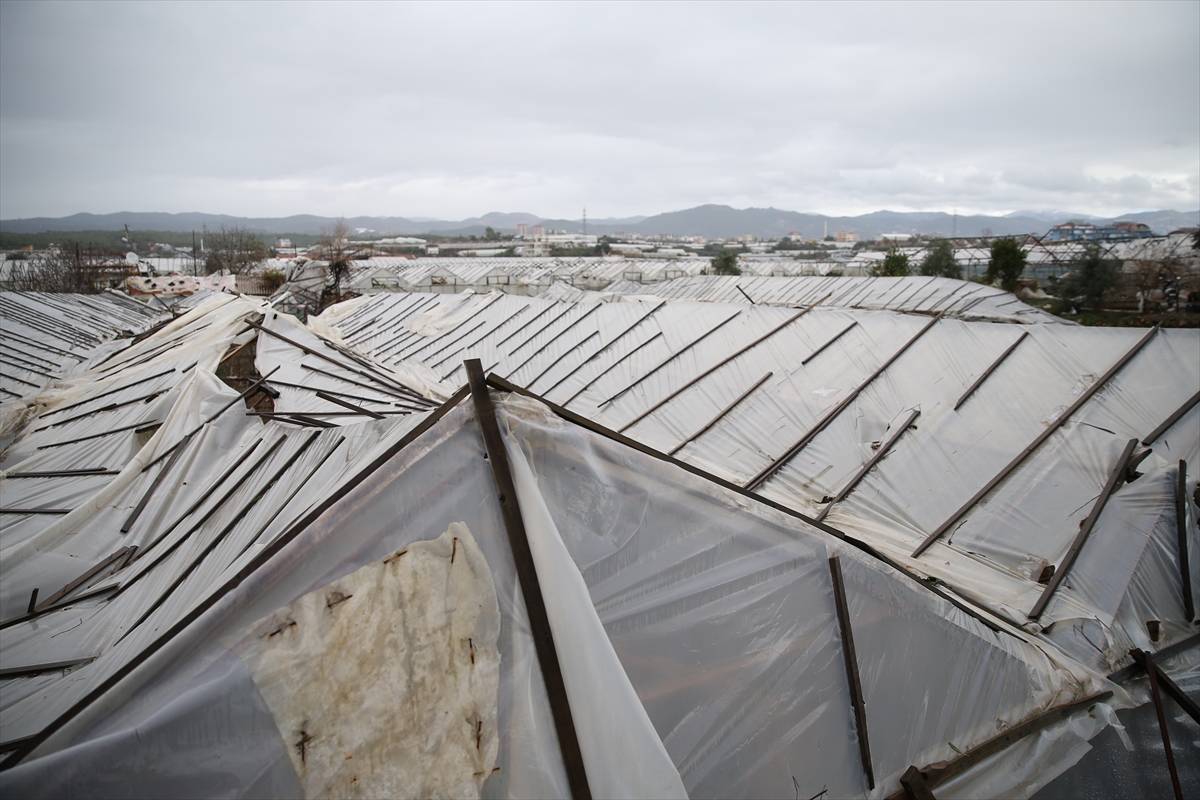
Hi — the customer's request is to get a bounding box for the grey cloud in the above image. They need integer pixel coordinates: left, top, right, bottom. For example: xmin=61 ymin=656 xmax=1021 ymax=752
xmin=2 ymin=1 xmax=1196 ymax=220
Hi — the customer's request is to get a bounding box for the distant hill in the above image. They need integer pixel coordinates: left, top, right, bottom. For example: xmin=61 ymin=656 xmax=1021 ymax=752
xmin=2 ymin=207 xmax=1195 ymax=239
xmin=611 ymin=206 xmax=1199 ymax=239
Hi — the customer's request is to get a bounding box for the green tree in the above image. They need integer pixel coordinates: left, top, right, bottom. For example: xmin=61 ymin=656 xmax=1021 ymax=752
xmin=918 ymin=238 xmax=961 ymax=279
xmin=484 ymin=226 xmax=498 ymax=240
xmin=710 ymin=250 xmax=741 ymax=275
xmin=986 ymin=237 xmax=1026 ymax=292
xmin=870 ymin=245 xmax=911 ymax=277
xmin=1056 ymin=242 xmax=1121 ymax=311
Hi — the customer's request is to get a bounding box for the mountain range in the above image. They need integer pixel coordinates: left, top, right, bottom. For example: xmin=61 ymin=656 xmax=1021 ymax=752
xmin=2 ymin=206 xmax=1196 ymax=240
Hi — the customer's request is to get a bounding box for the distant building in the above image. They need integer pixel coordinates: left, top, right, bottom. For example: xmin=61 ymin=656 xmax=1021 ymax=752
xmin=531 ymin=225 xmax=545 ymax=237
xmin=517 ymin=224 xmax=528 ymax=237
xmin=425 ymin=243 xmax=439 ymax=256
xmin=878 ymin=233 xmax=912 ymax=243
xmin=835 ymin=231 xmax=859 ymax=243
xmin=1045 ymin=220 xmax=1153 ymax=242
xmin=1045 ymin=221 xmax=1097 ymax=242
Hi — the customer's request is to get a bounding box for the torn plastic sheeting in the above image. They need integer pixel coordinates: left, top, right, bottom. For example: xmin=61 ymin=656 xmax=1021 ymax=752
xmin=0 ymin=406 xmax=568 ymax=799
xmin=494 ymin=392 xmax=1108 ymax=799
xmin=257 ymin=310 xmax=452 ymax=404
xmin=497 ymin=401 xmax=689 ymax=800
xmin=0 ymin=416 xmax=425 ymax=721
xmin=1042 ymin=462 xmax=1182 ymax=628
xmin=1108 ymin=483 xmax=1199 ymax=654
xmin=404 ymin=290 xmax=489 ymax=337
xmin=0 ymin=369 xmax=255 ymax=593
xmin=0 ymin=428 xmax=306 ymax=693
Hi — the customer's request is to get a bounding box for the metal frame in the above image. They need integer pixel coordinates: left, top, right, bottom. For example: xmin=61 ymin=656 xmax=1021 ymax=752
xmin=600 ymin=309 xmax=742 ymax=406
xmin=466 ymin=360 xmax=593 ymax=799
xmin=816 ymin=409 xmax=921 ymax=523
xmin=953 ymin=331 xmax=1029 ymax=411
xmin=1029 ymin=438 xmax=1139 ymax=619
xmin=745 ymin=313 xmax=942 ymax=493
xmin=1177 ymin=461 xmax=1194 ymax=621
xmin=618 ymin=304 xmax=817 ymax=433
xmin=0 ymin=386 xmax=473 ymax=771
xmin=829 ymin=554 xmax=874 ymax=790
xmin=884 ymin=692 xmax=1111 ymax=800
xmin=668 ymin=371 xmax=774 ymax=456
xmin=913 ymin=326 xmax=1159 ymax=558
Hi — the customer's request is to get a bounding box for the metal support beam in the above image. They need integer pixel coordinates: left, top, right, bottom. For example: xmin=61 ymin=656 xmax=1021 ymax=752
xmin=884 ymin=692 xmax=1111 ymax=800
xmin=6 ymin=469 xmax=117 ymax=478
xmin=35 ymin=420 xmax=161 ymax=451
xmin=619 ymin=305 xmax=817 ymax=433
xmin=1131 ymin=648 xmax=1200 ymax=725
xmin=899 ymin=766 xmax=937 ymax=800
xmin=746 ymin=313 xmax=942 ymax=493
xmin=507 ymin=303 xmax=575 ymax=354
xmin=314 ymin=390 xmax=386 ymax=420
xmin=141 ymin=366 xmax=281 ymax=470
xmin=816 ymin=409 xmax=920 ymax=522
xmin=32 ymin=547 xmax=136 ymax=613
xmin=36 ymin=368 xmax=177 ymax=418
xmin=0 ymin=658 xmax=95 ymax=680
xmin=913 ymin=326 xmax=1159 ymax=558
xmin=801 ymin=321 xmax=858 ymax=366
xmin=465 ymin=359 xmax=592 ymax=799
xmin=563 ymin=332 xmax=664 ymax=407
xmin=1179 ymin=461 xmax=1195 ymax=622
xmin=829 ymin=555 xmax=874 ymax=790
xmin=1029 ymin=438 xmax=1139 ymax=620
xmin=1139 ymin=649 xmax=1184 ymax=800
xmin=505 ymin=304 xmax=604 ymax=378
xmin=1143 ymin=390 xmax=1200 ymax=445
xmin=601 ymin=310 xmax=742 ymax=406
xmin=544 ymin=300 xmax=664 ymax=393
xmin=668 ymin=372 xmax=773 ymax=456
xmin=954 ymin=331 xmax=1029 ymax=411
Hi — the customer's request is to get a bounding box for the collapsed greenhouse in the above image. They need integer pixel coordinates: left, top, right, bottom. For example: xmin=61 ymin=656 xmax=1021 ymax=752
xmin=0 ymin=283 xmax=1196 ymax=799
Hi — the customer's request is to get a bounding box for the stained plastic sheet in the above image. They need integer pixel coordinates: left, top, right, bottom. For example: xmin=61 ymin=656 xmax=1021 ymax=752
xmin=0 ymin=405 xmax=573 ymax=800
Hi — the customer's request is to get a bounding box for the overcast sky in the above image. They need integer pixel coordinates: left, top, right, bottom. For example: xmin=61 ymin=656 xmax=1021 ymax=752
xmin=2 ymin=1 xmax=1197 ymax=221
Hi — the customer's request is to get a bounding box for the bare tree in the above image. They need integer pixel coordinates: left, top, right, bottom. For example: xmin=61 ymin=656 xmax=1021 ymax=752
xmin=205 ymin=225 xmax=268 ymax=275
xmin=319 ymin=217 xmax=358 ymax=306
xmin=1 ymin=243 xmax=109 ymax=293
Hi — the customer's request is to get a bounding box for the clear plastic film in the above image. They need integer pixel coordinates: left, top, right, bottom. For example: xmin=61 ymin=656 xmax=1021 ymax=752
xmin=494 ymin=392 xmax=1107 ymax=799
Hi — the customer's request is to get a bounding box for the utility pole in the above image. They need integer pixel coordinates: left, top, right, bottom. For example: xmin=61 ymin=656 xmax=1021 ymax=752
xmin=192 ymin=230 xmax=198 ymax=276
xmin=583 ymin=207 xmax=587 ymax=237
